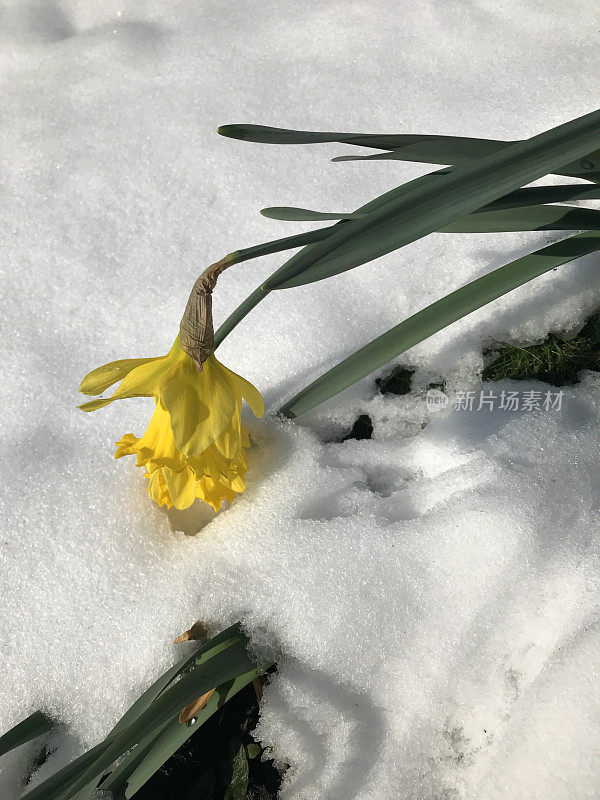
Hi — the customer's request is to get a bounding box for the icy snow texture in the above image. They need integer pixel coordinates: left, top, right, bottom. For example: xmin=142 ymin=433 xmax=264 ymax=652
xmin=1 ymin=1 xmax=600 ymax=798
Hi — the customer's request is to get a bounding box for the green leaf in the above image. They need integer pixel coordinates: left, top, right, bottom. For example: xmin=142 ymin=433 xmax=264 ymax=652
xmin=59 ymin=628 xmax=247 ymax=800
xmin=223 ymin=738 xmax=249 ymax=800
xmin=0 ymin=711 xmax=54 ymax=758
xmin=440 ymin=205 xmax=600 ymax=233
xmin=93 ymin=719 xmax=171 ymax=796
xmin=261 ymin=206 xmax=360 ymax=221
xmin=121 ymin=670 xmax=260 ymax=798
xmin=246 ymin=742 xmax=262 ymax=759
xmin=259 ymin=204 xmax=600 ymax=232
xmin=332 ymin=143 xmax=600 ymax=181
xmin=109 ymin=624 xmax=246 ymax=739
xmin=478 ymin=184 xmax=600 ymax=210
xmin=262 ymin=108 xmax=600 ymax=290
xmin=217 ymin=123 xmax=600 ymax=180
xmin=19 ymin=630 xmax=257 ymax=800
xmin=278 ymin=231 xmax=600 ymax=418
xmin=65 ymin=636 xmax=255 ymax=800
xmin=261 ymin=184 xmax=600 ymax=223
xmin=19 ymin=739 xmax=114 ymax=800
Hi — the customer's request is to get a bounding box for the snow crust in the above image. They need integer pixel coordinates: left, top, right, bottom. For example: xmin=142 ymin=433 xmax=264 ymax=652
xmin=1 ymin=1 xmax=600 ymax=798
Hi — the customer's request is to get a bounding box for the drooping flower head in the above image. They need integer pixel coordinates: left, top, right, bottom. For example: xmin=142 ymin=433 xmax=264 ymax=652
xmin=78 ymin=336 xmax=264 ymax=511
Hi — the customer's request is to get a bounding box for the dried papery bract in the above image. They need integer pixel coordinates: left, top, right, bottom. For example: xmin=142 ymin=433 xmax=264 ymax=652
xmin=179 ymin=255 xmax=234 ymax=371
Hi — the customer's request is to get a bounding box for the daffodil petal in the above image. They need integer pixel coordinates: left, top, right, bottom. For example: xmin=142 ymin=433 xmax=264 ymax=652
xmin=229 ymin=473 xmax=245 ymax=493
xmin=79 ymin=357 xmax=161 ymax=396
xmin=212 ymin=403 xmax=244 ymax=460
xmin=163 ymin=466 xmax=197 ymax=510
xmin=148 ymin=469 xmax=173 ymax=509
xmin=79 ymin=355 xmax=177 ymax=413
xmin=78 ymin=398 xmax=114 ymax=412
xmin=214 ymin=359 xmax=264 ymax=418
xmin=160 ymin=355 xmax=236 ymax=456
xmin=159 ymin=375 xmax=210 ymax=456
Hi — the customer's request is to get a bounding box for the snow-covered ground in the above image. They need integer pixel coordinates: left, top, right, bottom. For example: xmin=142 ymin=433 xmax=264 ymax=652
xmin=1 ymin=1 xmax=600 ymax=798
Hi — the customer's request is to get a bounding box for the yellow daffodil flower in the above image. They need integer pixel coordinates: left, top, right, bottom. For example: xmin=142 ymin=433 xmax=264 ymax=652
xmin=78 ymin=336 xmax=264 ymax=512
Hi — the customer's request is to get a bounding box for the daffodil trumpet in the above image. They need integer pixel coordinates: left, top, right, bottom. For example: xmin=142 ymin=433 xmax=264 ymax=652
xmin=78 ymin=260 xmax=264 ymax=512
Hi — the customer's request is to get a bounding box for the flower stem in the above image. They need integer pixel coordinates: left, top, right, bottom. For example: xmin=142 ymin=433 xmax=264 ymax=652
xmin=214 ymin=283 xmax=269 ymax=349
xmin=213 ymin=223 xmax=344 ymax=348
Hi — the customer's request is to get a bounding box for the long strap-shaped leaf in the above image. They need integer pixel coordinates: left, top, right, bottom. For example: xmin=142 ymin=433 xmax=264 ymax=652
xmin=261 ymin=184 xmax=600 ymax=221
xmin=108 ymin=624 xmax=245 ymax=739
xmin=19 ymin=633 xmax=256 ymax=800
xmin=260 ymin=204 xmax=600 ymax=233
xmin=0 ymin=710 xmax=54 ymax=758
xmin=121 ymin=670 xmax=260 ymax=798
xmin=279 ymin=231 xmax=600 ymax=418
xmin=441 ymin=205 xmax=600 ymax=233
xmin=331 ymin=141 xmax=600 ymax=181
xmin=260 ymin=108 xmax=600 ymax=290
xmin=218 ymin=123 xmax=600 ymax=180
xmin=4 ymin=627 xmax=245 ymax=800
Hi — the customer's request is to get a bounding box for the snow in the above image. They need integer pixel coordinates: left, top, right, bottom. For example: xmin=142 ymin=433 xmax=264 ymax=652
xmin=1 ymin=1 xmax=600 ymax=798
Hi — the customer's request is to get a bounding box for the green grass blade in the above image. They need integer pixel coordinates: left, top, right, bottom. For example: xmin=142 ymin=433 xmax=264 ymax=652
xmin=0 ymin=711 xmax=54 ymax=758
xmin=262 ymin=108 xmax=600 ymax=290
xmin=278 ymin=231 xmax=600 ymax=418
xmin=217 ymin=123 xmax=600 ymax=180
xmin=122 ymin=670 xmax=260 ymax=798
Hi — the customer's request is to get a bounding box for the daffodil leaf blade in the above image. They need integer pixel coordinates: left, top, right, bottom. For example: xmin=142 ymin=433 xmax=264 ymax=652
xmin=217 ymin=123 xmax=600 ymax=180
xmin=108 ymin=624 xmax=246 ymax=739
xmin=260 ymin=206 xmax=361 ymax=221
xmin=480 ymin=183 xmax=600 ymax=210
xmin=214 ymin=170 xmax=450 ymax=348
xmin=259 ymin=203 xmax=600 ymax=232
xmin=263 ymin=108 xmax=600 ymax=290
xmin=279 ymin=231 xmax=600 ymax=418
xmin=440 ymin=204 xmax=600 ymax=233
xmin=331 ymin=141 xmax=600 ymax=178
xmin=0 ymin=711 xmax=54 ymax=758
xmin=120 ymin=670 xmax=259 ymax=798
xmin=50 ymin=636 xmax=257 ymax=800
xmin=18 ymin=628 xmax=258 ymax=800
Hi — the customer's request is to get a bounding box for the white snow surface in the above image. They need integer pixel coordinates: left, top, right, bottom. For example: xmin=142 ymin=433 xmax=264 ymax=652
xmin=1 ymin=1 xmax=600 ymax=798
